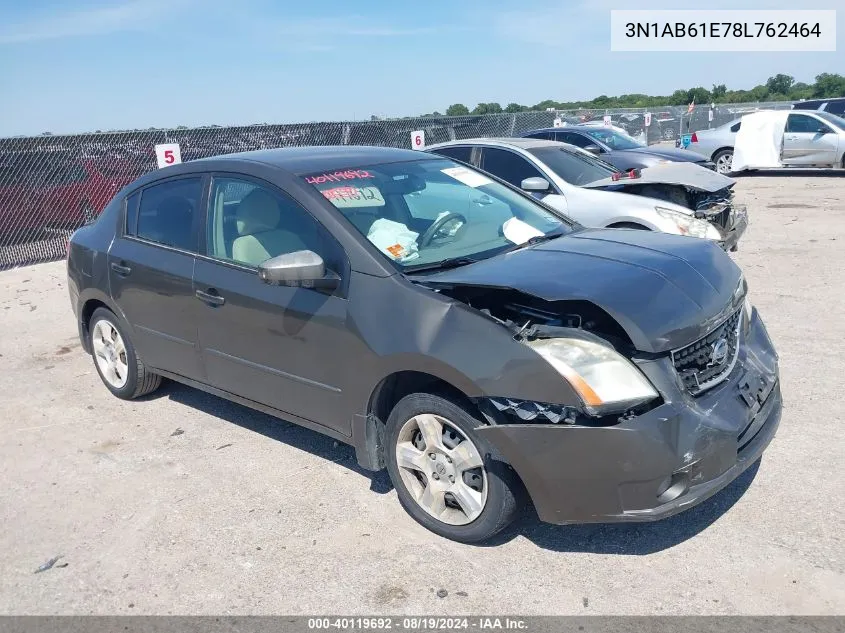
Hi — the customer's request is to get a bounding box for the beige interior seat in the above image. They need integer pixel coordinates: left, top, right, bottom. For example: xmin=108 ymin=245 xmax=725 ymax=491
xmin=231 ymin=189 xmax=307 ymax=266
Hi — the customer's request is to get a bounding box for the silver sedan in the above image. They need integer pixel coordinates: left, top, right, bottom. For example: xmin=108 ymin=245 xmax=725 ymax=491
xmin=688 ymin=110 xmax=845 ymax=174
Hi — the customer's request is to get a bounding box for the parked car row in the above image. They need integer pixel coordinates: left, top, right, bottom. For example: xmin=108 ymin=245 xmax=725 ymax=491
xmin=67 ymin=142 xmax=780 ymax=543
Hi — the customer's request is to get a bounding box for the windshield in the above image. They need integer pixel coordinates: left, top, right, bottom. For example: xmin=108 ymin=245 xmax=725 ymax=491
xmin=581 ymin=128 xmax=645 ymax=150
xmin=815 ymin=111 xmax=845 ymax=130
xmin=302 ymin=158 xmax=571 ymax=271
xmin=528 ymin=146 xmax=617 ymax=185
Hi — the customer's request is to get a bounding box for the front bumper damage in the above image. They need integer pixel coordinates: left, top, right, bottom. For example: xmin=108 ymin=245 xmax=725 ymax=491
xmin=476 ymin=307 xmax=780 ymax=525
xmin=715 ymin=203 xmax=748 ymax=252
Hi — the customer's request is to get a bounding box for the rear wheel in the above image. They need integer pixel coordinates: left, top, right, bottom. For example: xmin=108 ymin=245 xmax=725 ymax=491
xmin=89 ymin=307 xmax=161 ymax=400
xmin=385 ymin=393 xmax=524 ymax=543
xmin=713 ymin=149 xmax=733 ymax=175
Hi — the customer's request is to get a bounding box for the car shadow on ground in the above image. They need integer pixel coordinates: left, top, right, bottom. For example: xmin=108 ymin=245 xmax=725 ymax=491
xmin=733 ymin=169 xmax=845 ymax=178
xmin=155 ymin=379 xmax=760 ymax=554
xmin=154 ymin=380 xmax=394 ymax=495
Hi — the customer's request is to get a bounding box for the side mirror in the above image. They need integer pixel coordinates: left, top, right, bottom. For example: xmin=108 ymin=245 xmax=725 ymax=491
xmin=817 ymin=126 xmax=829 ymax=134
xmin=583 ymin=145 xmax=602 ymax=155
xmin=258 ymin=250 xmax=339 ymax=290
xmin=521 ymin=177 xmax=551 ymax=192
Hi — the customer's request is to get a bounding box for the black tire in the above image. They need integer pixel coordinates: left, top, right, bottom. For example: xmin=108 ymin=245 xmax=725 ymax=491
xmin=712 ymin=149 xmax=734 ymax=175
xmin=384 ymin=393 xmax=524 ymax=543
xmin=608 ymin=222 xmax=649 ymax=230
xmin=88 ymin=307 xmax=161 ymax=400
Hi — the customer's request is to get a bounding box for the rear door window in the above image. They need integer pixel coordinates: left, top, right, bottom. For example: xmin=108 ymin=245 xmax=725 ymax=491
xmin=131 ymin=177 xmax=203 ymax=252
xmin=431 ymin=146 xmax=473 ymax=164
xmin=555 ymin=131 xmax=593 ymax=148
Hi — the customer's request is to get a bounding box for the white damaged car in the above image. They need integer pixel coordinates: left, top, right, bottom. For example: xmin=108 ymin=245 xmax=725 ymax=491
xmin=427 ymin=138 xmax=747 ymax=251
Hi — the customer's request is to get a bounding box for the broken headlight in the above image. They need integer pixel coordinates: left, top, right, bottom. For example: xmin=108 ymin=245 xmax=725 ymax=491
xmin=656 ymin=206 xmax=722 ymax=241
xmin=525 ymin=337 xmax=658 ymax=416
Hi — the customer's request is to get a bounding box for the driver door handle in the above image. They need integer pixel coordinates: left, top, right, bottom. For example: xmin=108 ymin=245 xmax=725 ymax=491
xmin=195 ymin=288 xmax=225 ymax=306
xmin=110 ymin=262 xmax=131 ymax=276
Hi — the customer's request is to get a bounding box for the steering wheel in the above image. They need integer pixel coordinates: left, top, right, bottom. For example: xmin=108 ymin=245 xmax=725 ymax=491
xmin=419 ymin=212 xmax=467 ymax=248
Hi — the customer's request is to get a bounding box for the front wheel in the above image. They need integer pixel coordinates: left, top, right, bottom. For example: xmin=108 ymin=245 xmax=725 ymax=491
xmin=385 ymin=393 xmax=524 ymax=543
xmin=713 ymin=149 xmax=734 ymax=175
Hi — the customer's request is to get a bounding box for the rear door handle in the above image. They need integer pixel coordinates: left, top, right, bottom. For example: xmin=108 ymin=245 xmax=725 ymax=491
xmin=110 ymin=262 xmax=131 ymax=276
xmin=195 ymin=288 xmax=225 ymax=306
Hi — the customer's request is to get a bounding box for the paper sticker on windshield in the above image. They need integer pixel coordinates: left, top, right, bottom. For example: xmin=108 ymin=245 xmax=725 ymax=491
xmin=502 ymin=217 xmax=543 ymax=245
xmin=441 ymin=167 xmax=492 ymax=188
xmin=321 ymin=186 xmax=385 ymax=208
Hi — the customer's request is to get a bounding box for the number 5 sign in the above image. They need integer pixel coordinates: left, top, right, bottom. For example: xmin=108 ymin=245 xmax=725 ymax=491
xmin=411 ymin=130 xmax=425 ymax=150
xmin=155 ymin=143 xmax=182 ymax=168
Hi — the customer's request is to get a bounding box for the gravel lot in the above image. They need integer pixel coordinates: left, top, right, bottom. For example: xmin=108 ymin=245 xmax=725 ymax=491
xmin=0 ymin=173 xmax=843 ymax=615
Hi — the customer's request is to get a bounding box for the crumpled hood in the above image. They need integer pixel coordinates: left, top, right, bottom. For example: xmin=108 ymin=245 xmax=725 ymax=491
xmin=420 ymin=228 xmax=744 ymax=353
xmin=582 ymin=162 xmax=735 ymax=193
xmin=625 ymin=146 xmax=710 ymax=163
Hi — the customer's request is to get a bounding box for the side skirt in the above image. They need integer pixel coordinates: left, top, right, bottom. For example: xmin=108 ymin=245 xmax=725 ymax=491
xmin=153 ymin=368 xmax=353 ymax=446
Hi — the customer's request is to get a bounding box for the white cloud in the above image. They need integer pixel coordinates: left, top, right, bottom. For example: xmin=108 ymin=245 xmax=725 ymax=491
xmin=0 ymin=0 xmax=196 ymax=44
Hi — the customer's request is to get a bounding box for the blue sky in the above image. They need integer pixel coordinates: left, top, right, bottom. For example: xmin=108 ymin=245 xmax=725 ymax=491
xmin=0 ymin=0 xmax=842 ymax=136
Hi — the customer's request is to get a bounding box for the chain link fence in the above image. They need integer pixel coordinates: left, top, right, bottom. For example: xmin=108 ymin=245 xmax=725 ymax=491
xmin=0 ymin=100 xmax=796 ymax=270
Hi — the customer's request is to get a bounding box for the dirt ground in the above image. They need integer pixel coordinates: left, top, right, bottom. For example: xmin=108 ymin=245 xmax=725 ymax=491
xmin=0 ymin=172 xmax=843 ymax=615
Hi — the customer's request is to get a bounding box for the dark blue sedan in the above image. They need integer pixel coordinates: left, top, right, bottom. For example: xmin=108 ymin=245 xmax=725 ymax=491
xmin=523 ymin=125 xmax=716 ymax=171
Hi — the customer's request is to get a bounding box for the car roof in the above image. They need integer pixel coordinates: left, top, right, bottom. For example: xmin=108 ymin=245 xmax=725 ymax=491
xmin=193 ymin=145 xmax=431 ymax=175
xmin=794 ymin=97 xmax=845 ymax=108
xmin=428 ymin=137 xmax=562 ymax=151
xmin=524 ymin=126 xmax=602 ymax=133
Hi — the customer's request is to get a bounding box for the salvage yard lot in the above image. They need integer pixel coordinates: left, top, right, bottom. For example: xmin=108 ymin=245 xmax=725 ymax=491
xmin=0 ymin=173 xmax=843 ymax=615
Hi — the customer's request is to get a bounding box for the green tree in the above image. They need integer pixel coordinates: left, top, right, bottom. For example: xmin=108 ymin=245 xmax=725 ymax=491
xmin=445 ymin=103 xmax=470 ymax=116
xmin=472 ymin=102 xmax=503 ymax=115
xmin=766 ymin=74 xmax=795 ymax=96
xmin=748 ymin=84 xmax=770 ymax=101
xmin=788 ymin=82 xmax=813 ymax=100
xmin=685 ymin=87 xmax=712 ymax=105
xmin=712 ymin=84 xmax=727 ymax=100
xmin=505 ymin=102 xmax=526 ymax=113
xmin=812 ymin=73 xmax=845 ymax=98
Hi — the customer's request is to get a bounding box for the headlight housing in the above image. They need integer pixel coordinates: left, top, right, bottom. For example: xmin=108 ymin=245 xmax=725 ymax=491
xmin=656 ymin=206 xmax=722 ymax=240
xmin=525 ymin=337 xmax=659 ymax=416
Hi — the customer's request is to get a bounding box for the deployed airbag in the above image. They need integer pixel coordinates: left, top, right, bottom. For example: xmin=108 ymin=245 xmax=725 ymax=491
xmin=732 ymin=111 xmax=788 ymax=172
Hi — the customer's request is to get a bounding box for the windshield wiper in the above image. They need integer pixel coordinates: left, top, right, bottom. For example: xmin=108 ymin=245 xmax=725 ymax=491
xmin=404 ymin=256 xmax=479 ymax=273
xmin=510 ymin=229 xmax=566 ymax=250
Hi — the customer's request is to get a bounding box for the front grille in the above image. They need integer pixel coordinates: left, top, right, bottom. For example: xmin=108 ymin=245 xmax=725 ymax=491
xmin=672 ymin=308 xmax=742 ymax=395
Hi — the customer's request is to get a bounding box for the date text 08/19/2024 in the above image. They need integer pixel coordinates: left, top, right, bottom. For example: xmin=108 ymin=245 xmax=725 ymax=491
xmin=624 ymin=22 xmax=822 ymax=39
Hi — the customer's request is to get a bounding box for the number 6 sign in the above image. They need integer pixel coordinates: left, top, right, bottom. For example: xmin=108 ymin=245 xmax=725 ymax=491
xmin=411 ymin=130 xmax=425 ymax=150
xmin=155 ymin=143 xmax=182 ymax=168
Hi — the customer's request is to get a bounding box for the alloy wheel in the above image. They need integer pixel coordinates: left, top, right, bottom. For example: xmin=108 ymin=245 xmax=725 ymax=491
xmin=92 ymin=319 xmax=129 ymax=389
xmin=716 ymin=152 xmax=733 ymax=174
xmin=395 ymin=413 xmax=488 ymax=526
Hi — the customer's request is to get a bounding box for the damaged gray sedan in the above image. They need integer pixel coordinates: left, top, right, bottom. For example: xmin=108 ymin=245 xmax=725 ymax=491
xmin=428 ymin=138 xmax=747 ymax=251
xmin=67 ymin=146 xmax=781 ymax=543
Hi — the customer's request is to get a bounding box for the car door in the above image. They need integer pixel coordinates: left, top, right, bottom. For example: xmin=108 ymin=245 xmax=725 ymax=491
xmin=782 ymin=113 xmax=838 ymax=165
xmin=107 ymin=175 xmax=206 ymax=380
xmin=479 ymin=147 xmax=571 ymax=217
xmin=192 ymin=174 xmax=356 ymax=434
